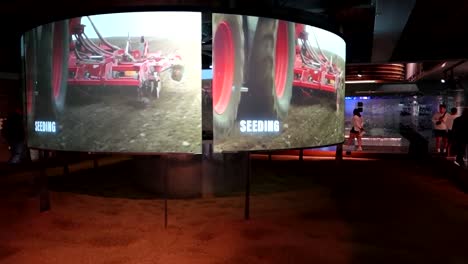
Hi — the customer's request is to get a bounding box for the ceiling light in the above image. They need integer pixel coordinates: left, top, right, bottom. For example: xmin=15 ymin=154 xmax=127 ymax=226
xmin=357 ymin=74 xmax=362 ymax=78
xmin=441 ymin=79 xmax=445 ymax=83
xmin=441 ymin=62 xmax=447 ymax=68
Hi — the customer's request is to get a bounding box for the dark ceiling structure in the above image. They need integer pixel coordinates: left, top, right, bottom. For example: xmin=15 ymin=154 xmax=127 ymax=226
xmin=392 ymin=0 xmax=468 ymax=62
xmin=0 ymin=0 xmax=468 ymax=74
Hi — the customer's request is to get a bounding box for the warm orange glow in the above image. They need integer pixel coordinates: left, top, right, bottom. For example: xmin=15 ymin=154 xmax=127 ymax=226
xmin=251 ymin=153 xmax=378 ymax=161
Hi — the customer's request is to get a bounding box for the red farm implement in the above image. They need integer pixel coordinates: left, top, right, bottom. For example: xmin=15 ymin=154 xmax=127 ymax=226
xmin=24 ymin=16 xmax=185 ymax=122
xmin=68 ymin=17 xmax=184 ymax=99
xmin=293 ymin=23 xmax=343 ymax=94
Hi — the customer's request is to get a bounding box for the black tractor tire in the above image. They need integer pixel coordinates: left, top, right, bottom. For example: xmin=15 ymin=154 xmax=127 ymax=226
xmin=272 ymin=21 xmax=295 ymax=119
xmin=34 ymin=24 xmax=56 ymax=121
xmin=50 ymin=20 xmax=70 ymax=113
xmin=212 ymin=14 xmax=245 ymax=137
xmin=242 ymin=18 xmax=295 ymax=120
xmin=36 ymin=20 xmax=70 ymax=119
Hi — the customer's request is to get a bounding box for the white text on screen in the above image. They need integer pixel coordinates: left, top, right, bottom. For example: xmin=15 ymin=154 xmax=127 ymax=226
xmin=35 ymin=121 xmax=56 ymax=133
xmin=240 ymin=120 xmax=280 ymax=133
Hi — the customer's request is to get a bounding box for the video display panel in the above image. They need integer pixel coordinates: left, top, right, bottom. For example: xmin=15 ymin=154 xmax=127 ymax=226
xmin=212 ymin=14 xmax=346 ymax=152
xmin=24 ymin=12 xmax=202 ymax=153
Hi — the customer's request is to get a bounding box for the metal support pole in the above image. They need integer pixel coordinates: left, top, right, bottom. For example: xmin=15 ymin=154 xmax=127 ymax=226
xmin=63 ymin=161 xmax=69 ymax=176
xmin=39 ymin=150 xmax=50 ymax=212
xmin=244 ymin=152 xmax=251 ymax=220
xmin=93 ymin=157 xmax=99 ymax=169
xmin=202 ymin=141 xmax=214 ymax=198
xmin=336 ymin=144 xmax=343 ymax=162
xmin=163 ymin=155 xmax=168 ymax=229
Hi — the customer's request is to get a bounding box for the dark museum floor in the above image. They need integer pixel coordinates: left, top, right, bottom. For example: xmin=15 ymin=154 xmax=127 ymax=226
xmin=1 ymin=154 xmax=468 ymax=264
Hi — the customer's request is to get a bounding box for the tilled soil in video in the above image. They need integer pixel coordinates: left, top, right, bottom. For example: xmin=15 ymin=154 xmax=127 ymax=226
xmin=30 ymin=38 xmax=201 ymax=153
xmin=214 ymin=96 xmax=345 ymax=152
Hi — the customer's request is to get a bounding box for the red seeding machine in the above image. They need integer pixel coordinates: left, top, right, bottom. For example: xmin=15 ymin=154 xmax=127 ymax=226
xmin=25 ymin=16 xmax=185 ymax=117
xmin=68 ymin=17 xmax=184 ymax=99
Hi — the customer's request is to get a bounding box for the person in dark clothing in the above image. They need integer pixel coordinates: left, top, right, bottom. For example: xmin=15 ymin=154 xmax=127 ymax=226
xmin=446 ymin=107 xmax=458 ymax=156
xmin=452 ymin=108 xmax=468 ymax=167
xmin=1 ymin=108 xmax=28 ymax=164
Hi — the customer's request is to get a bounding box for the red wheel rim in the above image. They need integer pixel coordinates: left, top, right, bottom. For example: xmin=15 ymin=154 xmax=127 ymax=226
xmin=52 ymin=22 xmax=64 ymax=100
xmin=275 ymin=20 xmax=289 ymax=99
xmin=213 ymin=21 xmax=235 ymax=115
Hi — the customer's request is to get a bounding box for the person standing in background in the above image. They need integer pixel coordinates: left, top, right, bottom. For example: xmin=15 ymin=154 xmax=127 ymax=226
xmin=0 ymin=108 xmax=28 ymax=164
xmin=347 ymin=108 xmax=364 ymax=151
xmin=452 ymin=108 xmax=468 ymax=167
xmin=446 ymin=107 xmax=458 ymax=156
xmin=432 ymin=104 xmax=448 ymax=154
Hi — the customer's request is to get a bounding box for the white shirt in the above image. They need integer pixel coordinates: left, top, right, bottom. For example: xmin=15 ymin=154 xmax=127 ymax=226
xmin=446 ymin=114 xmax=459 ymax=130
xmin=352 ymin=115 xmax=363 ymax=131
xmin=432 ymin=112 xmax=448 ymax=130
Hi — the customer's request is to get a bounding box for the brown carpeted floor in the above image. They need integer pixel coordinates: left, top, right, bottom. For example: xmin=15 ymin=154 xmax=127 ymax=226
xmin=1 ymin=158 xmax=468 ymax=264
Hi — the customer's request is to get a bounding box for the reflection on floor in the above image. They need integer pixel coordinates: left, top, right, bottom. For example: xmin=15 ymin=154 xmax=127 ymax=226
xmin=1 ymin=157 xmax=468 ymax=263
xmin=344 ymin=136 xmax=409 ymax=154
xmin=0 ymin=140 xmax=9 ymax=163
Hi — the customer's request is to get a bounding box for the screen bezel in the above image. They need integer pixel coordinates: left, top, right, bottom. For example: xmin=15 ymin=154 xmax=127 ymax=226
xmin=21 ymin=8 xmax=343 ymax=154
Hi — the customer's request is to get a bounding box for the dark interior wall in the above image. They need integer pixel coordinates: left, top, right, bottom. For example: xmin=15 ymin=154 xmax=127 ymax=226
xmin=417 ymin=81 xmax=468 ymax=109
xmin=345 ymin=81 xmax=467 ymax=98
xmin=335 ymin=6 xmax=375 ymax=63
xmin=0 ymin=79 xmax=21 ymax=116
xmin=464 ymin=82 xmax=468 ymax=108
xmin=392 ymin=0 xmax=468 ymax=62
xmin=0 ymin=27 xmax=21 ymax=74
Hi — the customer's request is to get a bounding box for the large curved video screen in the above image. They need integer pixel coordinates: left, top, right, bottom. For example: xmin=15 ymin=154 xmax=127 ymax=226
xmin=23 ymin=12 xmax=202 ymax=153
xmin=212 ymin=14 xmax=346 ymax=152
